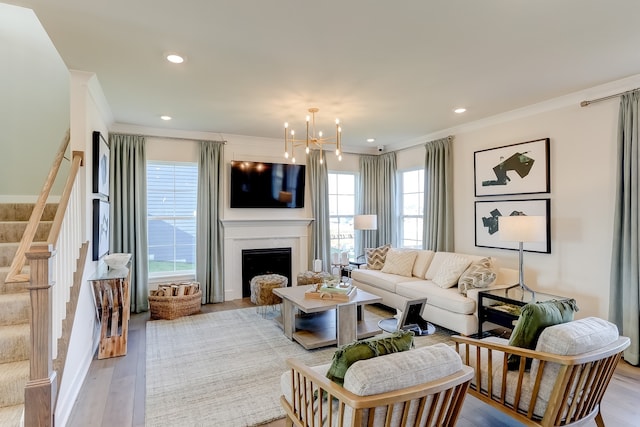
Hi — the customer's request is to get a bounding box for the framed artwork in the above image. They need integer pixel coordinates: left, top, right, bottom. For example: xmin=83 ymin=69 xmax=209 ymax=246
xmin=92 ymin=199 xmax=110 ymax=260
xmin=92 ymin=131 xmax=110 ymax=198
xmin=474 ymin=198 xmax=551 ymax=253
xmin=474 ymin=138 xmax=550 ymax=197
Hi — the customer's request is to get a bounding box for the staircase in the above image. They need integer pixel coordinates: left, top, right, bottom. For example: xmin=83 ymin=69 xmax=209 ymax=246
xmin=0 ymin=203 xmax=57 ymax=426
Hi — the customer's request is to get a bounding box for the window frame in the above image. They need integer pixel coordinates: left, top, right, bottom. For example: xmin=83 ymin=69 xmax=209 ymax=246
xmin=398 ymin=167 xmax=425 ymax=249
xmin=327 ymin=171 xmax=357 ymax=261
xmin=146 ymin=160 xmax=198 ymax=281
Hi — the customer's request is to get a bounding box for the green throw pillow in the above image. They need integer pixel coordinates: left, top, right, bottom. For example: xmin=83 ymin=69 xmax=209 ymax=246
xmin=325 ymin=330 xmax=414 ymax=386
xmin=507 ymin=298 xmax=579 ymax=370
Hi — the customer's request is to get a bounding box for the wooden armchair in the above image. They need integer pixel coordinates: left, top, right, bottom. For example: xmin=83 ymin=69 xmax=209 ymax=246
xmin=280 ymin=344 xmax=474 ymax=426
xmin=453 ymin=317 xmax=630 ymax=427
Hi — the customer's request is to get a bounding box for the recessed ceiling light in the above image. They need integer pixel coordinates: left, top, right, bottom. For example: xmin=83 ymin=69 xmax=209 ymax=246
xmin=160 ymin=115 xmax=172 ymax=121
xmin=367 ymin=138 xmax=376 ymax=143
xmin=454 ymin=108 xmax=466 ymax=114
xmin=166 ymin=53 xmax=184 ymax=64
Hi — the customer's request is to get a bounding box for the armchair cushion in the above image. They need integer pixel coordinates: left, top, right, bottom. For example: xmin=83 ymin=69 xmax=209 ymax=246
xmin=507 ymin=298 xmax=578 ymax=369
xmin=326 ymin=330 xmax=413 ymax=386
xmin=344 ymin=343 xmax=462 ymax=395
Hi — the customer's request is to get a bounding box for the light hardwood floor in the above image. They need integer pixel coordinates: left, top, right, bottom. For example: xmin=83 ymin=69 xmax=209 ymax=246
xmin=66 ymin=299 xmax=640 ymax=427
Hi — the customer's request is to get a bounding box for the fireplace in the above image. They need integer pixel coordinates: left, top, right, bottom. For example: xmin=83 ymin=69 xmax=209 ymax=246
xmin=241 ymin=247 xmax=292 ymax=297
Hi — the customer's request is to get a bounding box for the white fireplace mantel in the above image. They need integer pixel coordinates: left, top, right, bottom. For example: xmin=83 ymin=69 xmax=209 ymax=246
xmin=222 ymin=218 xmax=313 ymax=300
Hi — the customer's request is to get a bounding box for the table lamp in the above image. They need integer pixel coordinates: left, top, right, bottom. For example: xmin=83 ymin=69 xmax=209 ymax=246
xmin=499 ymin=215 xmax=545 ymax=294
xmin=354 ymin=214 xmax=377 ymax=231
xmin=354 ymin=214 xmax=377 ymax=262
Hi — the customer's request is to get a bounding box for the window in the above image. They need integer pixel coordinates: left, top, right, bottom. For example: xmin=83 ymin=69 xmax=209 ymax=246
xmin=147 ymin=161 xmax=198 ymax=277
xmin=399 ymin=169 xmax=424 ymax=248
xmin=328 ymin=172 xmax=356 ymax=260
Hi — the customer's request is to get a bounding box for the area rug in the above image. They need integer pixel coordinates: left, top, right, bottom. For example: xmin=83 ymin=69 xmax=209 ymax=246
xmin=145 ymin=306 xmax=453 ymax=427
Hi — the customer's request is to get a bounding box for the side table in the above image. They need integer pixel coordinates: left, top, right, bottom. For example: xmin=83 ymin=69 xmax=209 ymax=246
xmin=477 ymin=285 xmax=570 ymax=338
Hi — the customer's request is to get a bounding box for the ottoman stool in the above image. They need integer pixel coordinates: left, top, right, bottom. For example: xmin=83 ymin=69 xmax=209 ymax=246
xmin=250 ymin=273 xmax=288 ymax=316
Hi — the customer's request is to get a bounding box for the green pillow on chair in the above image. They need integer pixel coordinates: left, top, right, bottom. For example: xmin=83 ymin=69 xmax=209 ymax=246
xmin=326 ymin=330 xmax=414 ymax=386
xmin=507 ymin=298 xmax=579 ymax=370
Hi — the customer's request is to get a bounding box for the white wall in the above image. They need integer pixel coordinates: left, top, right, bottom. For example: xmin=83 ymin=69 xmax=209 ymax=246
xmin=56 ymin=70 xmax=113 ymax=426
xmin=397 ymin=92 xmax=621 ymax=320
xmin=0 ymin=3 xmax=69 ymax=198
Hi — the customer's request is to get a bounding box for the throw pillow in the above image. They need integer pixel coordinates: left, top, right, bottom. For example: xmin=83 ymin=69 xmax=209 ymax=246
xmin=365 ymin=244 xmax=391 ymax=270
xmin=507 ymin=298 xmax=579 ymax=370
xmin=457 ymin=257 xmax=497 ymax=295
xmin=381 ymin=249 xmax=418 ymax=277
xmin=431 ymin=255 xmax=471 ymax=288
xmin=325 ymin=330 xmax=414 ymax=386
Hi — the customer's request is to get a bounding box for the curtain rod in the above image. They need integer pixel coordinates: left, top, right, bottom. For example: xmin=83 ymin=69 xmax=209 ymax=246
xmin=580 ymin=87 xmax=640 ymax=107
xmin=112 ymin=132 xmax=227 ymax=143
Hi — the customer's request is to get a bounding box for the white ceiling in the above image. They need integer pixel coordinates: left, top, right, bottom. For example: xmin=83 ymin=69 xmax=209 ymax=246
xmin=6 ymin=0 xmax=640 ymax=153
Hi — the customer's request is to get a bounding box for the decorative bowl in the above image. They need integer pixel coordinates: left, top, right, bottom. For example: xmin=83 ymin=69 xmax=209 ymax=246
xmin=103 ymin=253 xmax=131 ymax=270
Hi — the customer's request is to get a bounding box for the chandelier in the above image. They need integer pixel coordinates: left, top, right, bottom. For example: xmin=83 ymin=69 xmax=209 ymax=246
xmin=284 ymin=107 xmax=342 ymax=164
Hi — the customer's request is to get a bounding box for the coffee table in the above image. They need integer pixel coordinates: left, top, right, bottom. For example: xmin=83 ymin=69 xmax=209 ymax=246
xmin=273 ymin=285 xmax=383 ymax=349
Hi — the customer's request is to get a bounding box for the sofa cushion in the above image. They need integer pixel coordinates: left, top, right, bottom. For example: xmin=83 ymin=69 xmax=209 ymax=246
xmin=425 ymin=252 xmax=483 ymax=280
xmin=365 ymin=244 xmax=391 ymax=270
xmin=344 ymin=343 xmax=462 ymax=396
xmin=351 ymin=269 xmax=423 ymax=294
xmin=381 ymin=248 xmax=417 ymax=277
xmin=431 ymin=255 xmax=472 ymax=288
xmin=411 ymin=249 xmax=435 ymax=278
xmin=325 ymin=331 xmax=414 ymax=386
xmin=458 ymin=257 xmax=497 ymax=296
xmin=507 ymin=299 xmax=579 ymax=369
xmin=395 ymin=281 xmax=476 ymax=315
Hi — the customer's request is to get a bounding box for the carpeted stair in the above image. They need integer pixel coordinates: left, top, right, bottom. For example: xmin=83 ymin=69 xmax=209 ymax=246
xmin=0 ymin=203 xmax=56 ymax=426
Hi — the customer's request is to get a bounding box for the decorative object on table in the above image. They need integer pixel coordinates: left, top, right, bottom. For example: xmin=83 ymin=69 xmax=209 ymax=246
xmin=313 ymin=258 xmax=322 ymax=273
xmin=296 ymin=270 xmax=333 ymax=286
xmin=102 ymin=252 xmax=131 ymax=270
xmin=92 ymin=198 xmax=110 ymax=261
xmin=305 ymin=281 xmax=356 ymax=301
xmin=499 ymin=214 xmax=547 ymax=294
xmin=92 ymin=130 xmax=110 ymax=198
xmin=149 ymin=282 xmax=202 ymax=320
xmin=474 ymin=137 xmax=550 ymax=197
xmin=474 ymin=198 xmax=550 ymax=253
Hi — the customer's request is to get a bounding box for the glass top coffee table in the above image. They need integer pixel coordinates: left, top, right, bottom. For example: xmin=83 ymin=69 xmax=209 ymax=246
xmin=273 ymin=285 xmax=383 ymax=349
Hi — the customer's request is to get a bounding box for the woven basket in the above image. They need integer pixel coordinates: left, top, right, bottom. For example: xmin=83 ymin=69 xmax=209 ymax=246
xmin=149 ymin=290 xmax=202 ymax=320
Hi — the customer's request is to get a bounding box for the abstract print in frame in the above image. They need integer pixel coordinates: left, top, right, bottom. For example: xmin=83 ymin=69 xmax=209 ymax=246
xmin=92 ymin=199 xmax=110 ymax=260
xmin=474 ymin=138 xmax=550 ymax=197
xmin=474 ymin=198 xmax=551 ymax=253
xmin=92 ymin=130 xmax=110 ymax=198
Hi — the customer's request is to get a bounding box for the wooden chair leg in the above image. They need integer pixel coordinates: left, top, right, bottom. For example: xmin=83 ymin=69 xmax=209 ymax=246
xmin=595 ymin=410 xmax=605 ymax=427
xmin=284 ymin=415 xmax=294 ymax=427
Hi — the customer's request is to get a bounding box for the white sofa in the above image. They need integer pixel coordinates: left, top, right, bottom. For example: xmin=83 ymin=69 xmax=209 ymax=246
xmin=351 ymin=249 xmax=518 ymax=335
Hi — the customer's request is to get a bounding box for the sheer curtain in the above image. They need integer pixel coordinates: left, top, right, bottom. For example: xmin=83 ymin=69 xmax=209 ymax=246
xmin=109 ymin=133 xmax=149 ymax=313
xmin=196 ymin=141 xmax=225 ymax=303
xmin=308 ymin=150 xmax=331 ymax=271
xmin=357 ymin=152 xmax=396 ymax=254
xmin=610 ymin=91 xmax=639 ymax=365
xmin=423 ymin=136 xmax=454 ymax=251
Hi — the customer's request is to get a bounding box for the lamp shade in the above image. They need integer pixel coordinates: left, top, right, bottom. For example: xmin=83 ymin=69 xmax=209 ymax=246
xmin=499 ymin=215 xmax=545 ymax=243
xmin=354 ymin=214 xmax=377 ymax=230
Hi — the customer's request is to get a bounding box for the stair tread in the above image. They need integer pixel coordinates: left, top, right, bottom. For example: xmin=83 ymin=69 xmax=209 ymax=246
xmin=0 ymin=404 xmax=23 ymax=427
xmin=0 ymin=360 xmax=28 ymax=408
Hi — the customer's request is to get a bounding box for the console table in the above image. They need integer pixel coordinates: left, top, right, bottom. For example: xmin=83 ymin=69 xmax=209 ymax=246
xmin=477 ymin=285 xmax=569 ymax=337
xmin=89 ymin=268 xmax=131 ymax=359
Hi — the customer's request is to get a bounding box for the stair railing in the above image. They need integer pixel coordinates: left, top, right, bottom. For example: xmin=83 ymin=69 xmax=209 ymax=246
xmin=18 ymin=129 xmax=87 ymax=427
xmin=5 ymin=130 xmax=70 ymax=284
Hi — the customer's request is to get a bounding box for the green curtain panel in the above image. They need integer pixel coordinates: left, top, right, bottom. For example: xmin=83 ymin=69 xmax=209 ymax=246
xmin=423 ymin=136 xmax=454 ymax=252
xmin=308 ymin=150 xmax=331 ymax=271
xmin=197 ymin=141 xmax=225 ymax=303
xmin=610 ymin=91 xmax=640 ymax=366
xmin=357 ymin=153 xmax=396 ymax=254
xmin=109 ymin=133 xmax=149 ymax=313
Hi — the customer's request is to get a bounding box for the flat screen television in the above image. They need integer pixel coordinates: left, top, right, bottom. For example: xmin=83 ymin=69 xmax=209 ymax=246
xmin=230 ymin=160 xmax=306 ymax=208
